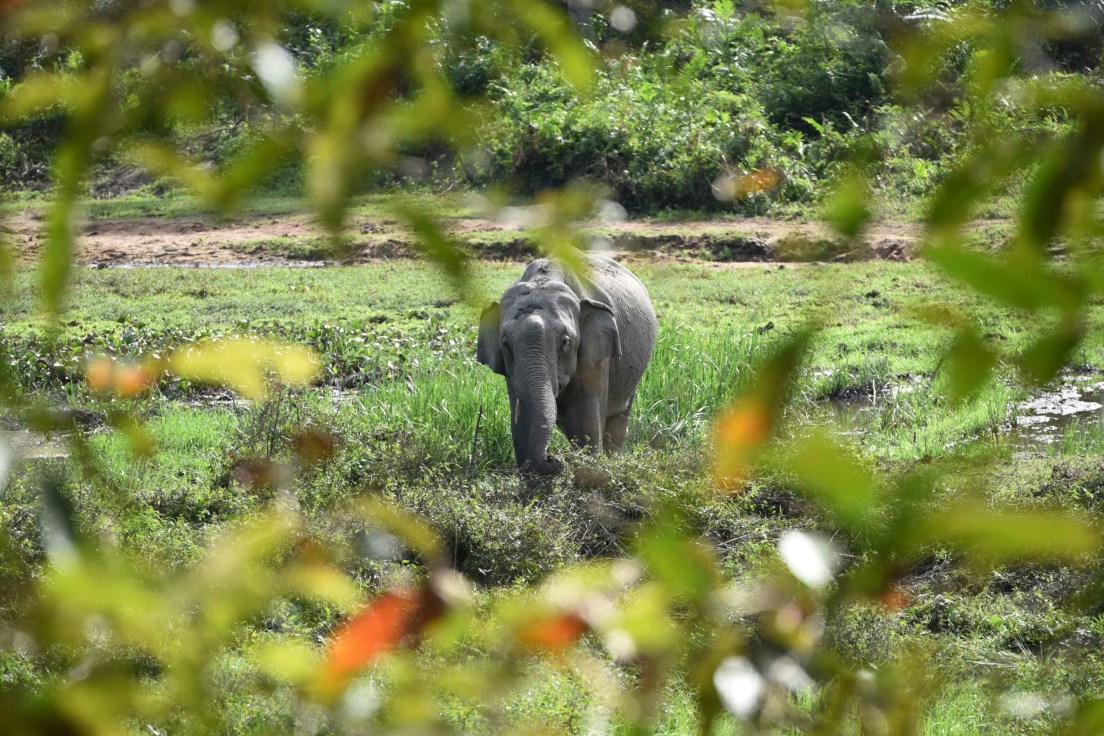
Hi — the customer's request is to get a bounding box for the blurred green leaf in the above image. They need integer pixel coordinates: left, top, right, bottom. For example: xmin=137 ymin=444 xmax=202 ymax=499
xmin=714 ymin=330 xmax=810 ymax=484
xmin=250 ymin=639 xmax=322 ymax=687
xmin=41 ymin=202 xmax=73 ymax=319
xmin=943 ymin=325 xmax=998 ymax=402
xmin=0 ymin=225 xmax=13 ymax=293
xmin=213 ymin=134 xmax=296 ymax=209
xmin=823 ymin=170 xmax=870 ymax=241
xmin=892 ymin=9 xmax=991 ymax=97
xmin=285 ymin=564 xmax=361 ymax=608
xmin=128 ymin=142 xmax=219 ymax=201
xmin=0 ymin=73 xmax=79 ymax=120
xmin=927 ymin=139 xmax=1031 ymax=236
xmin=1019 ymin=127 xmax=1103 ymax=255
xmin=38 ymin=471 xmax=79 ymax=568
xmin=924 ymin=243 xmax=1053 ymax=312
xmin=1019 ymin=317 xmax=1084 ymax=386
xmin=636 ymin=515 xmax=718 ymax=603
xmin=0 ymin=433 xmax=9 ymax=491
xmin=1062 ymin=698 xmax=1104 ymax=736
xmin=787 ymin=432 xmax=878 ymax=532
xmin=920 ymin=502 xmax=1099 ymax=562
xmin=394 ymin=205 xmax=471 ymax=298
xmin=506 ymin=0 xmax=594 ymax=92
xmin=358 ymin=497 xmax=443 ymax=563
xmin=613 ymin=583 xmax=681 ymax=655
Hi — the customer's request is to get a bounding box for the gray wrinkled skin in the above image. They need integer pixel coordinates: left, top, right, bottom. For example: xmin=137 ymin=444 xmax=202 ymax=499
xmin=477 ymin=254 xmax=658 ymax=475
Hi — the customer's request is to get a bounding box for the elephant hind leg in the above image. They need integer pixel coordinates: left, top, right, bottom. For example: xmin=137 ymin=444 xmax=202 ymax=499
xmin=603 ymin=404 xmax=632 ymax=454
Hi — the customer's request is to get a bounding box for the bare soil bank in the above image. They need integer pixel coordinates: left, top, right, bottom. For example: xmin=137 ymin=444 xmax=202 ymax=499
xmin=6 ymin=209 xmax=975 ymax=267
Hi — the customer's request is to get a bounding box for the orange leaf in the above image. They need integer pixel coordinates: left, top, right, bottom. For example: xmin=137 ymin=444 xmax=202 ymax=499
xmin=292 ymin=428 xmax=337 ymax=466
xmin=880 ymin=587 xmax=911 ymax=611
xmin=114 ymin=364 xmax=154 ymax=397
xmin=325 ymin=590 xmax=417 ymax=681
xmin=713 ymin=398 xmax=773 ymax=485
xmin=319 ymin=583 xmax=446 ymax=696
xmin=231 ymin=458 xmax=279 ymax=489
xmin=517 ymin=613 xmax=588 ymax=650
xmin=736 ymin=167 xmax=783 ymax=196
xmin=716 ymin=398 xmax=772 ymax=447
xmin=86 ymin=357 xmax=113 ymax=394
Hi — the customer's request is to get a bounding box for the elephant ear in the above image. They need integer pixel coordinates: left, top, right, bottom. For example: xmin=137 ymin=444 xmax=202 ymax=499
xmin=477 ymin=301 xmax=506 ymax=375
xmin=578 ymin=298 xmax=621 ymax=367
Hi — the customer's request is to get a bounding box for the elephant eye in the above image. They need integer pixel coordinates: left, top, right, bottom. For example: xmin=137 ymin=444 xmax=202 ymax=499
xmin=502 ymin=340 xmax=512 ymax=360
xmin=560 ymin=334 xmax=571 ymax=353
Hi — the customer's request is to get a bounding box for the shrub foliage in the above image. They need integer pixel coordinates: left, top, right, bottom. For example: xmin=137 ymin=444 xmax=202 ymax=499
xmin=7 ymin=1 xmax=1104 ymax=735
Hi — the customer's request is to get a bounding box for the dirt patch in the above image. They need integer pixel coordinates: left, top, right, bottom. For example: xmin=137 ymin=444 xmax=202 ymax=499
xmin=11 ymin=211 xmax=324 ymax=267
xmin=871 ymin=237 xmax=912 ymax=261
xmin=90 ymin=166 xmax=155 ymax=199
xmin=6 ymin=208 xmax=976 ymax=268
xmin=606 ymin=232 xmax=772 ymax=261
xmin=2 ymin=430 xmax=70 ymax=460
xmin=469 ymin=237 xmax=541 ymax=261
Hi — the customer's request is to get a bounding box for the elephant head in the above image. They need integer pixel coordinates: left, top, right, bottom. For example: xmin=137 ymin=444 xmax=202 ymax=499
xmin=477 ymin=280 xmax=621 ymax=475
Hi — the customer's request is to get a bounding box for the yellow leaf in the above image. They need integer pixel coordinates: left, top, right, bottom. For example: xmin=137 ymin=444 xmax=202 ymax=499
xmin=168 ymin=338 xmax=321 ymax=400
xmin=251 ymin=640 xmax=322 ymax=686
xmin=0 ymin=73 xmax=79 ymax=120
xmin=284 ymin=564 xmax=361 ymax=608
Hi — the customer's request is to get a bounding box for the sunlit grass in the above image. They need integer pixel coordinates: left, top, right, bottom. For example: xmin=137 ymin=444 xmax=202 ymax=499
xmin=4 ymin=259 xmax=1100 ymax=466
xmin=6 ymin=258 xmax=1104 ymax=735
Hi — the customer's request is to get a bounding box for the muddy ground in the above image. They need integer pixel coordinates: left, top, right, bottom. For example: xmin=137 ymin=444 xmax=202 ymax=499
xmin=4 ymin=208 xmax=953 ymax=268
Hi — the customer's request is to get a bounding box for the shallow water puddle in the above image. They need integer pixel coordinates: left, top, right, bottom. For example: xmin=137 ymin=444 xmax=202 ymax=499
xmin=1008 ymin=376 xmax=1104 ymax=450
xmin=825 ymin=377 xmax=922 ymax=435
xmin=826 ymin=396 xmax=871 ymax=435
xmin=827 ymin=374 xmax=1104 ymax=453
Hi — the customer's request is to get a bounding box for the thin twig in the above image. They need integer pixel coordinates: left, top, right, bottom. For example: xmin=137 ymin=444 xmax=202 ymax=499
xmin=468 ymin=404 xmax=484 ymax=472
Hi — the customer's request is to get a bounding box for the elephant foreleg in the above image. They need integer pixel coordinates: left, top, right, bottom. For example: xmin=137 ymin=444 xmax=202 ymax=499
xmin=559 ymin=398 xmax=605 ymax=451
xmin=559 ymin=361 xmax=609 ymax=452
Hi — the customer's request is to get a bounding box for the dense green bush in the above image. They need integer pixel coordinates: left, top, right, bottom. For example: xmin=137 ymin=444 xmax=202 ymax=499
xmin=426 ymin=0 xmax=1088 ymax=212
xmin=481 ymin=61 xmax=772 ymax=210
xmin=1 ymin=0 xmax=1082 ymax=211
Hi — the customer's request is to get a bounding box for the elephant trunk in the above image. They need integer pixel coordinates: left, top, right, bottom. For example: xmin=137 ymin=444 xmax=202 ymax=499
xmin=509 ymin=358 xmax=562 ymax=476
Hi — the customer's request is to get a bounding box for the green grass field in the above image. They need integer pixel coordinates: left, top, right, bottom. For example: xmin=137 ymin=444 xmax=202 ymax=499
xmin=4 ymin=256 xmax=1104 ymax=734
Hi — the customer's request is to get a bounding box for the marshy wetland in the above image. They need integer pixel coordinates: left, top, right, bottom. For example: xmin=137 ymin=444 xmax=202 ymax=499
xmin=5 ymin=218 xmax=1104 ymax=733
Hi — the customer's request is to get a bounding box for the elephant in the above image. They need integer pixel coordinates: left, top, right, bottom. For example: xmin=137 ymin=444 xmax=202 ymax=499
xmin=476 ymin=254 xmax=658 ymax=475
